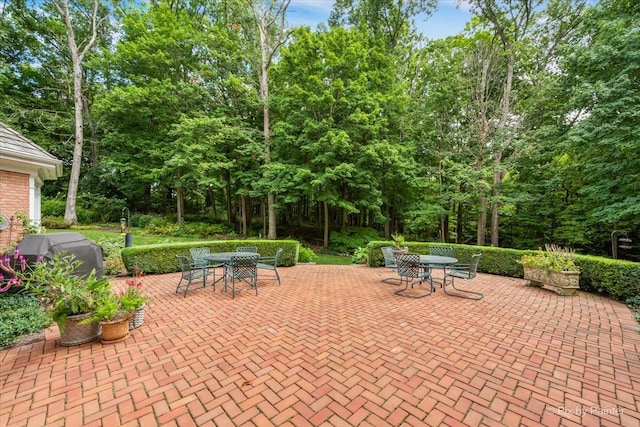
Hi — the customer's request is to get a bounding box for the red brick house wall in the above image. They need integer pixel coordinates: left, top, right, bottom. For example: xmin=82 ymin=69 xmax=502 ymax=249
xmin=0 ymin=170 xmax=29 ymax=250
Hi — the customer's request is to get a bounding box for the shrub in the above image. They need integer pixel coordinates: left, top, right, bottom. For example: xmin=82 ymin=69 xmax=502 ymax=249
xmin=130 ymin=214 xmax=154 ymax=228
xmin=176 ymin=222 xmax=230 ymax=238
xmin=298 ymin=246 xmax=317 ymax=263
xmin=329 ymin=227 xmax=382 ymax=254
xmin=41 ymin=216 xmax=70 ymax=229
xmin=626 ymin=296 xmax=640 ymax=323
xmin=42 ymin=199 xmax=66 ymax=217
xmin=0 ymin=294 xmax=51 ymax=347
xmin=77 ymin=194 xmax=126 ymax=223
xmin=352 ymin=247 xmax=368 ymax=264
xmin=121 ymin=240 xmax=300 ymax=274
xmin=144 ymin=218 xmax=178 ymax=235
xmin=97 ymin=237 xmax=124 ymax=258
xmin=103 ymin=251 xmax=126 ymax=276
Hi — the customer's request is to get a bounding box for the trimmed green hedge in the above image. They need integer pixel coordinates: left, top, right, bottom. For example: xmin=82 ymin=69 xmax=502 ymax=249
xmin=121 ymin=240 xmax=299 ymax=274
xmin=367 ymin=241 xmax=640 ymax=301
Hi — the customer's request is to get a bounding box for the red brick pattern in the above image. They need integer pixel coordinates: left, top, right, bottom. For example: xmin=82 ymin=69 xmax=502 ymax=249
xmin=0 ymin=170 xmax=29 ymax=248
xmin=1 ymin=265 xmax=639 ymax=426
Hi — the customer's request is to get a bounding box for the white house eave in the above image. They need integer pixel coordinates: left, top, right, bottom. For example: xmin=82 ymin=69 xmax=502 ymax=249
xmin=0 ymin=155 xmax=63 ymax=181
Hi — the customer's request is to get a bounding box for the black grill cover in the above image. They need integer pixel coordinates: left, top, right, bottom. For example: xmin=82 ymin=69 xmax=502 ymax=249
xmin=16 ymin=233 xmax=104 ymax=279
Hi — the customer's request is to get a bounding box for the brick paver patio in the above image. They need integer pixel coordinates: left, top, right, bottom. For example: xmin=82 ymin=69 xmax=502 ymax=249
xmin=1 ymin=264 xmax=639 ymax=426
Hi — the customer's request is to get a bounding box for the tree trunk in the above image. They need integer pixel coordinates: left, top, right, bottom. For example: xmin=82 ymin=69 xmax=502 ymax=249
xmin=440 ymin=214 xmax=449 ymax=243
xmin=240 ymin=195 xmax=247 ymax=237
xmin=54 ymin=0 xmax=103 ymax=225
xmin=490 ymin=151 xmax=503 ymax=247
xmin=247 ymin=0 xmax=292 ymax=240
xmin=176 ymin=186 xmax=184 ymax=224
xmin=477 ymin=198 xmax=487 ymax=246
xmin=323 ymin=201 xmax=329 ymax=248
xmin=224 ymin=174 xmax=232 ymax=223
xmin=65 ymin=57 xmax=83 ymax=225
xmin=456 ymin=201 xmax=464 ymax=244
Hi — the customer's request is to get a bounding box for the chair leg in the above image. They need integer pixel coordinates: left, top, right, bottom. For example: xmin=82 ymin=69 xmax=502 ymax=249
xmin=175 ymin=276 xmax=191 ymax=297
xmin=232 ymin=277 xmax=236 ymax=299
xmin=179 ymin=276 xmax=192 ymax=298
xmin=394 ymin=276 xmax=433 ymax=298
xmin=175 ymin=277 xmax=184 ymax=295
xmin=443 ymin=277 xmax=484 ymax=300
xmin=382 ymin=268 xmax=401 ymax=285
xmin=274 ymin=268 xmax=280 ymax=286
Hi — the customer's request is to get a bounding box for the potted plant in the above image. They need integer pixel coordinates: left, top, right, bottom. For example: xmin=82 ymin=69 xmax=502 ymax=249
xmin=1 ymin=250 xmax=106 ymax=345
xmin=391 ymin=233 xmax=408 ymax=253
xmin=122 ymin=266 xmax=148 ymax=330
xmin=82 ymin=289 xmax=132 ymax=344
xmin=517 ymin=244 xmax=580 ymax=296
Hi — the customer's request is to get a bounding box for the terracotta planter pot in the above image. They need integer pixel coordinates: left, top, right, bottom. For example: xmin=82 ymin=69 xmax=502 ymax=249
xmin=100 ymin=317 xmax=130 ymax=344
xmin=58 ymin=313 xmax=101 ymax=346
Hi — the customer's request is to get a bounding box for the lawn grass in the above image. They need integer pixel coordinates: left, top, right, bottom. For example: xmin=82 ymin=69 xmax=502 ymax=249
xmin=314 ymin=253 xmax=353 ymax=265
xmin=49 ymin=228 xmax=201 ymax=245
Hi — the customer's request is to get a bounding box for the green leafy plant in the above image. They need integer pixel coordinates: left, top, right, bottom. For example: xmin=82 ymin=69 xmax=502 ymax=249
xmin=0 ymin=294 xmax=51 ymax=347
xmin=328 ymin=228 xmax=381 ymax=254
xmin=1 ymin=250 xmax=110 ymax=331
xmin=626 ymin=296 xmax=640 ymax=324
xmin=81 ymin=291 xmax=128 ymax=323
xmin=517 ymin=244 xmax=579 ymax=273
xmin=298 ymin=246 xmax=317 ymax=263
xmin=15 ymin=211 xmax=42 ymax=235
xmin=391 ymin=233 xmax=406 ymax=250
xmin=119 ymin=266 xmax=147 ymax=311
xmin=351 ymin=247 xmax=368 ymax=264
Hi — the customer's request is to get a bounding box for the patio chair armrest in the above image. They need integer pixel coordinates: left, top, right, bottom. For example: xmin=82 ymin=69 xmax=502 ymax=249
xmin=451 ymin=263 xmax=470 ymax=269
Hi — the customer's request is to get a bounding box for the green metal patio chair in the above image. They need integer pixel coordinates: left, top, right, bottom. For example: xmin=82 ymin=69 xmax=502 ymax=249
xmin=443 ymin=254 xmax=484 ymax=300
xmin=393 ymin=253 xmax=433 ymax=298
xmin=224 ymin=253 xmax=260 ymax=299
xmin=175 ymin=255 xmax=208 ymax=297
xmin=380 ymin=246 xmax=401 ymax=285
xmin=257 ymin=247 xmax=283 ymax=286
xmin=189 ymin=247 xmax=223 ymax=284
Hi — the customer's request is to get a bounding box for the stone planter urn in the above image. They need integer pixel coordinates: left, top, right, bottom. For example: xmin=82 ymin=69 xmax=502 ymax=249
xmin=524 ymin=267 xmax=579 ymax=296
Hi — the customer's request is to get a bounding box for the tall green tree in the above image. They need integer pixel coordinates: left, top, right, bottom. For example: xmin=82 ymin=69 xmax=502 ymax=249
xmin=462 ymin=0 xmax=587 ymax=246
xmin=96 ymin=0 xmax=244 ymax=221
xmin=241 ymin=0 xmax=292 ymax=239
xmin=559 ymin=0 xmax=640 ymax=236
xmin=272 ymin=27 xmax=414 ymax=246
xmin=44 ymin=0 xmax=109 ymax=224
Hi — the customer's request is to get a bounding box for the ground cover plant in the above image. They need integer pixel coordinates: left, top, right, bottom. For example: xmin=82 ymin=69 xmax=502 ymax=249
xmin=0 ymin=293 xmax=51 ymax=348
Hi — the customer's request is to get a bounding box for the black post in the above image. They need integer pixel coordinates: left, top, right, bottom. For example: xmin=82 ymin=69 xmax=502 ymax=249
xmin=125 ymin=233 xmax=132 ymax=247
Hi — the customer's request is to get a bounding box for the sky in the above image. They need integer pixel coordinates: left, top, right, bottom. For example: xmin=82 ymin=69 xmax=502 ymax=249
xmin=286 ymin=0 xmax=473 ymax=40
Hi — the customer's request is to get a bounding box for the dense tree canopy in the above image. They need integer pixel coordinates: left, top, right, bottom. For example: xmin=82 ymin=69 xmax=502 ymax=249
xmin=1 ymin=0 xmax=637 ymax=257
